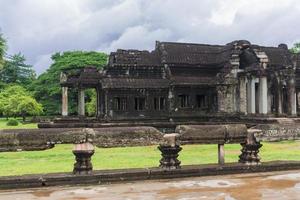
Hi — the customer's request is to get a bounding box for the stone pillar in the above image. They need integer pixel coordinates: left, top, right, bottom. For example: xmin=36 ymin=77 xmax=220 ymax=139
xmin=247 ymin=77 xmax=256 ymax=114
xmin=78 ymin=89 xmax=85 ymax=116
xmin=62 ymin=87 xmax=68 ymax=116
xmin=288 ymin=78 xmax=297 ymax=116
xmin=96 ymin=88 xmax=100 ymax=117
xmin=277 ymin=84 xmax=283 ymax=115
xmin=218 ymin=144 xmax=225 ymax=165
xmin=239 ymin=77 xmax=247 ymax=114
xmin=259 ymin=76 xmax=268 ymax=114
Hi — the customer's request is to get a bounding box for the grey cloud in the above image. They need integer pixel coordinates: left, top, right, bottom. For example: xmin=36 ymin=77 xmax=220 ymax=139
xmin=0 ymin=0 xmax=299 ymax=75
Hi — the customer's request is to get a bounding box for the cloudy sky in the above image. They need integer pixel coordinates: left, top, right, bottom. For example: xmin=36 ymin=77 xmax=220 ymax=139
xmin=0 ymin=0 xmax=299 ymax=74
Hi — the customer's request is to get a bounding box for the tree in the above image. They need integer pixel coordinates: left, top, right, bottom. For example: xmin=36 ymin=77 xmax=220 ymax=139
xmin=17 ymin=96 xmax=43 ymax=121
xmin=0 ymin=53 xmax=36 ymax=86
xmin=30 ymin=51 xmax=107 ymax=115
xmin=0 ymin=85 xmax=43 ymax=120
xmin=0 ymin=33 xmax=6 ymax=70
xmin=290 ymin=43 xmax=300 ymax=53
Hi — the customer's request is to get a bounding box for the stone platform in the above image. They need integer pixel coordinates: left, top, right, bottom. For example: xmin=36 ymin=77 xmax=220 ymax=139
xmin=1 ymin=161 xmax=300 ymax=190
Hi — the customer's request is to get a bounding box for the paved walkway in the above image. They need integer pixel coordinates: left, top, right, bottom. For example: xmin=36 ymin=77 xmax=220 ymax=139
xmin=1 ymin=170 xmax=300 ymax=200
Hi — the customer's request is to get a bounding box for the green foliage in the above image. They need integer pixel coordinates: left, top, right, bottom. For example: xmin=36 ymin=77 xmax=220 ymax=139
xmin=6 ymin=118 xmax=18 ymax=126
xmin=0 ymin=53 xmax=36 ymax=87
xmin=86 ymin=89 xmax=97 ymax=116
xmin=290 ymin=43 xmax=300 ymax=53
xmin=0 ymin=33 xmax=6 ymax=70
xmin=31 ymin=51 xmax=107 ymax=115
xmin=17 ymin=96 xmax=43 ymax=121
xmin=0 ymin=85 xmax=43 ymax=120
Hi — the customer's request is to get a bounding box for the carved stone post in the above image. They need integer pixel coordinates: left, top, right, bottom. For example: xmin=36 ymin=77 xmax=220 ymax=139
xmin=239 ymin=129 xmax=262 ymax=165
xmin=288 ymin=77 xmax=297 ymax=116
xmin=78 ymin=88 xmax=85 ymax=116
xmin=259 ymin=76 xmax=268 ymax=114
xmin=158 ymin=133 xmax=182 ymax=170
xmin=73 ymin=142 xmax=94 ymax=175
xmin=62 ymin=87 xmax=68 ymax=116
xmin=218 ymin=144 xmax=225 ymax=165
xmin=247 ymin=77 xmax=256 ymax=114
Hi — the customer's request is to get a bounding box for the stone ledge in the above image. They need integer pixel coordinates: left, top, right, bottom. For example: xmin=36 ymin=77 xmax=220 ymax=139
xmin=1 ymin=161 xmax=300 ymax=190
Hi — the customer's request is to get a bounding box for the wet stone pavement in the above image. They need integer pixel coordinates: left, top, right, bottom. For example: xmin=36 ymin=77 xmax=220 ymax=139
xmin=1 ymin=170 xmax=300 ymax=200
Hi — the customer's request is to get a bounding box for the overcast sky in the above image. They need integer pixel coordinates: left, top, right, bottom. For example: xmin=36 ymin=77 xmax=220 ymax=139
xmin=0 ymin=0 xmax=299 ymax=74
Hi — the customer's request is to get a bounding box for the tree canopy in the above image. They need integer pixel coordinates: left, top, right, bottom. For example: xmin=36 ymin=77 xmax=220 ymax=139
xmin=0 ymin=85 xmax=43 ymax=120
xmin=31 ymin=51 xmax=108 ymax=115
xmin=0 ymin=53 xmax=36 ymax=87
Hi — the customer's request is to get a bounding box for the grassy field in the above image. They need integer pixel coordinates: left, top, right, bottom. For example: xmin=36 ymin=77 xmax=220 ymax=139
xmin=0 ymin=141 xmax=299 ymax=176
xmin=0 ymin=118 xmax=37 ymax=129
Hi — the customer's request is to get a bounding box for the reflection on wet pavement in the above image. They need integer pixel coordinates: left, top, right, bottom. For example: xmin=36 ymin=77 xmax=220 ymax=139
xmin=1 ymin=170 xmax=300 ymax=200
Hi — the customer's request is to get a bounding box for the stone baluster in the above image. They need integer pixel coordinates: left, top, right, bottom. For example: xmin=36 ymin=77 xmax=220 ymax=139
xmin=158 ymin=133 xmax=182 ymax=170
xmin=239 ymin=129 xmax=262 ymax=165
xmin=73 ymin=142 xmax=95 ymax=175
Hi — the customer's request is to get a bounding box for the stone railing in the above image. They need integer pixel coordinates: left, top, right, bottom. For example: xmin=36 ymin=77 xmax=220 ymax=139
xmin=71 ymin=124 xmax=263 ymax=174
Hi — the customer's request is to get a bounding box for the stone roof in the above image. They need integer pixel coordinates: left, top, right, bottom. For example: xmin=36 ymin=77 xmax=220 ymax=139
xmin=158 ymin=42 xmax=232 ymax=67
xmin=294 ymin=53 xmax=300 ymax=88
xmin=101 ymin=78 xmax=170 ymax=89
xmin=253 ymin=45 xmax=293 ymax=67
xmin=171 ymin=75 xmax=216 ymax=86
xmin=109 ymin=49 xmax=161 ymax=67
xmin=108 ymin=41 xmax=294 ymax=69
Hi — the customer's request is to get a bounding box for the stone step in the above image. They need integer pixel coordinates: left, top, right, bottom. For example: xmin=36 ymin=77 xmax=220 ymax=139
xmin=276 ymin=118 xmax=295 ymax=125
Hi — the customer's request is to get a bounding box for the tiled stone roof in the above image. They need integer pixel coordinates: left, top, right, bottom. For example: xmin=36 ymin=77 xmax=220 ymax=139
xmin=101 ymin=78 xmax=170 ymax=89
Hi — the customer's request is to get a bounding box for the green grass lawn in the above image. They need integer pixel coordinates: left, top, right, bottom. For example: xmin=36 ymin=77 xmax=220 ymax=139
xmin=0 ymin=118 xmax=37 ymax=129
xmin=0 ymin=141 xmax=299 ymax=176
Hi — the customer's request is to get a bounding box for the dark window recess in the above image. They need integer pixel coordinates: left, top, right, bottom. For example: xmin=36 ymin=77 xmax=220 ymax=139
xmin=178 ymin=95 xmax=190 ymax=108
xmin=135 ymin=97 xmax=146 ymax=110
xmin=114 ymin=97 xmax=127 ymax=111
xmin=154 ymin=97 xmax=166 ymax=110
xmin=196 ymin=95 xmax=208 ymax=108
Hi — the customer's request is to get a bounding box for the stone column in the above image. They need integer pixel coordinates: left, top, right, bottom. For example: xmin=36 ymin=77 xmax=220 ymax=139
xmin=78 ymin=89 xmax=85 ymax=116
xmin=259 ymin=76 xmax=268 ymax=114
xmin=62 ymin=87 xmax=68 ymax=116
xmin=239 ymin=77 xmax=247 ymax=114
xmin=288 ymin=78 xmax=297 ymax=116
xmin=277 ymin=84 xmax=283 ymax=115
xmin=247 ymin=77 xmax=256 ymax=114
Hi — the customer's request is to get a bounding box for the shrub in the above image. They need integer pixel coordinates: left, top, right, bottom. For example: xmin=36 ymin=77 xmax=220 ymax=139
xmin=6 ymin=119 xmax=19 ymax=126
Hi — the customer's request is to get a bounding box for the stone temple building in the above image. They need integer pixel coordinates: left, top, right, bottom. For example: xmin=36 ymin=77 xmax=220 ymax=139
xmin=60 ymin=40 xmax=300 ymax=122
